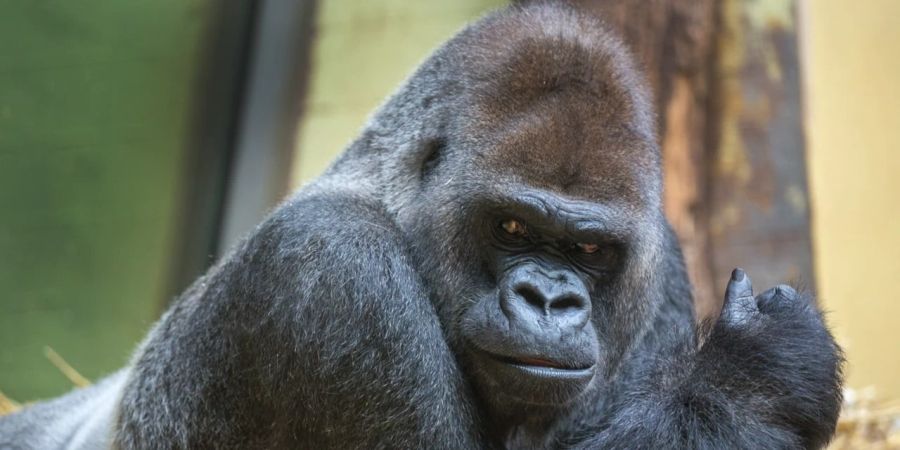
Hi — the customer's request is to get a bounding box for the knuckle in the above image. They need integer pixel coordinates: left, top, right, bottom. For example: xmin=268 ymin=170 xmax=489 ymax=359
xmin=774 ymin=284 xmax=798 ymax=299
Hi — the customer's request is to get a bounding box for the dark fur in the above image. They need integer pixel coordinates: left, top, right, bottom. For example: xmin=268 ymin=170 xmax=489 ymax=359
xmin=0 ymin=3 xmax=842 ymax=449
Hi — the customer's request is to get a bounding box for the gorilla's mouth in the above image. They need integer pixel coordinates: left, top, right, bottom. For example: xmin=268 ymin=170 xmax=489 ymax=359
xmin=470 ymin=346 xmax=596 ymax=405
xmin=477 ymin=348 xmax=594 ymax=372
xmin=515 ymin=356 xmax=567 ymax=369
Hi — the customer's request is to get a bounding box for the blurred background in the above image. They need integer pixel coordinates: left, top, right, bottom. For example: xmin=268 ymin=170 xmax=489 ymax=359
xmin=0 ymin=0 xmax=898 ymax=442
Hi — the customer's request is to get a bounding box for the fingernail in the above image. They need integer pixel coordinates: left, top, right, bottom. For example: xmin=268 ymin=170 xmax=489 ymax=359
xmin=731 ymin=268 xmax=746 ymax=282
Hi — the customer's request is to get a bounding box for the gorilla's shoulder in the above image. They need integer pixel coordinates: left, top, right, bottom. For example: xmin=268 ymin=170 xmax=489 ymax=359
xmin=243 ymin=192 xmax=407 ymax=272
xmin=268 ymin=193 xmax=393 ymax=235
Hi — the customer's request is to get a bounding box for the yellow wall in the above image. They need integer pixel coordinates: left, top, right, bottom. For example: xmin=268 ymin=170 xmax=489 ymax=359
xmin=804 ymin=0 xmax=900 ymax=398
xmin=290 ymin=0 xmax=503 ymax=187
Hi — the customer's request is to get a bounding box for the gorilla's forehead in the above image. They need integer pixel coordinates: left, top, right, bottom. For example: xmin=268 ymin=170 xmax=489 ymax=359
xmin=444 ymin=4 xmax=661 ymax=208
xmin=459 ymin=92 xmax=658 ymax=209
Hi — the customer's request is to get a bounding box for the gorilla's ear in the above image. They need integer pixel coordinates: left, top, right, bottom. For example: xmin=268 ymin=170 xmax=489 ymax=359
xmin=419 ymin=137 xmax=447 ymax=182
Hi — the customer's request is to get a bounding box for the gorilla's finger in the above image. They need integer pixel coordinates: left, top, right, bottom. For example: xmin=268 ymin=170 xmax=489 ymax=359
xmin=725 ymin=268 xmax=754 ymax=303
xmin=756 ymin=286 xmax=778 ymax=303
xmin=722 ymin=268 xmax=757 ymax=324
xmin=757 ymin=284 xmax=798 ymax=313
xmin=775 ymin=284 xmax=797 ymax=299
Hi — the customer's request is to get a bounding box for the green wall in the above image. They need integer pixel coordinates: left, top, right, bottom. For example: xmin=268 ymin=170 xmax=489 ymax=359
xmin=0 ymin=1 xmax=213 ymax=401
xmin=0 ymin=0 xmax=508 ymax=402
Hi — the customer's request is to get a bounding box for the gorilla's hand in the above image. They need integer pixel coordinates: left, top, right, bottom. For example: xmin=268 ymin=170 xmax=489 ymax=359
xmin=696 ymin=268 xmax=844 ymax=449
xmin=577 ymin=269 xmax=843 ymax=449
xmin=720 ymin=268 xmax=810 ymax=326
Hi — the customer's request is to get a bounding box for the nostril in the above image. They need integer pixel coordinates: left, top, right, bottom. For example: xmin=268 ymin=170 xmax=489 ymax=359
xmin=503 ymin=278 xmax=591 ymax=330
xmin=550 ymin=295 xmax=583 ymax=312
xmin=515 ymin=284 xmax=547 ymax=313
xmin=550 ymin=293 xmax=590 ymax=330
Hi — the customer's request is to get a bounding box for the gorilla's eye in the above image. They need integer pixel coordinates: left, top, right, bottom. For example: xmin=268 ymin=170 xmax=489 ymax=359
xmin=576 ymin=243 xmax=600 ymax=254
xmin=500 ymin=219 xmax=527 ymax=237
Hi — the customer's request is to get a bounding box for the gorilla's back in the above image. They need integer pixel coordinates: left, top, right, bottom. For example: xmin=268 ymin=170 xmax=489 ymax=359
xmin=0 ymin=370 xmax=127 ymax=450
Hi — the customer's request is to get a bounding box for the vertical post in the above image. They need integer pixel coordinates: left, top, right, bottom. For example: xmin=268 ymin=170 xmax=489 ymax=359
xmin=706 ymin=0 xmax=814 ymax=309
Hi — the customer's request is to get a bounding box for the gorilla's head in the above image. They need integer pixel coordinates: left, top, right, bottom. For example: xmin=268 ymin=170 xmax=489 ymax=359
xmin=326 ymin=3 xmax=666 ymax=419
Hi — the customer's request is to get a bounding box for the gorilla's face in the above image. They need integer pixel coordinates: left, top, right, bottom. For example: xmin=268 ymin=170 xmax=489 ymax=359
xmin=388 ymin=10 xmax=663 ymax=416
xmin=404 ymin=86 xmax=659 ymax=413
xmin=457 ymin=188 xmax=624 ymax=407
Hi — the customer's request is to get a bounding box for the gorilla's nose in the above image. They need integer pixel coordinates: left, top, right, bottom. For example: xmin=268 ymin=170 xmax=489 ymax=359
xmin=501 ymin=270 xmax=591 ymax=332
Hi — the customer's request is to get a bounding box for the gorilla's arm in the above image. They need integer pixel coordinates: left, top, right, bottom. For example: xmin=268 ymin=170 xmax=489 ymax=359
xmin=115 ymin=194 xmax=489 ymax=449
xmin=568 ymin=270 xmax=842 ymax=450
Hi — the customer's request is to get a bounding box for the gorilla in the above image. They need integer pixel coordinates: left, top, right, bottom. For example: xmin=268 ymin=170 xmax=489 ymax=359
xmin=0 ymin=2 xmax=842 ymax=449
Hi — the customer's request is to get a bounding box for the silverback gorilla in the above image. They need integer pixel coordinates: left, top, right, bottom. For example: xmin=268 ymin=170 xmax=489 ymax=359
xmin=0 ymin=2 xmax=843 ymax=449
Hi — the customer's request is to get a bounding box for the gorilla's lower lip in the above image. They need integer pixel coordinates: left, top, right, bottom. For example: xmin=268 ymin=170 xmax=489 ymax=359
xmin=508 ymin=362 xmax=595 ymax=381
xmin=479 ymin=349 xmax=594 ymax=372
